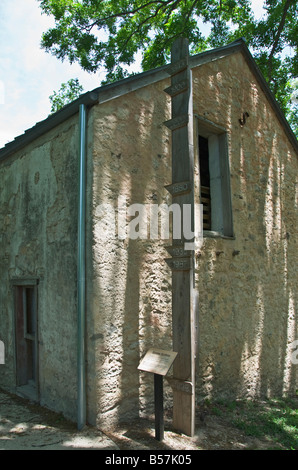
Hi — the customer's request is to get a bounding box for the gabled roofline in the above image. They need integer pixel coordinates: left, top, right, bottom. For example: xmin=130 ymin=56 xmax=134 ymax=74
xmin=0 ymin=38 xmax=297 ymax=162
xmin=0 ymin=91 xmax=99 ymax=162
xmin=233 ymin=39 xmax=298 ymax=154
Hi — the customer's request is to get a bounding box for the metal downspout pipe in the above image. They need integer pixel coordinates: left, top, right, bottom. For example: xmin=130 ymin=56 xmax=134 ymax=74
xmin=77 ymin=104 xmax=87 ymax=430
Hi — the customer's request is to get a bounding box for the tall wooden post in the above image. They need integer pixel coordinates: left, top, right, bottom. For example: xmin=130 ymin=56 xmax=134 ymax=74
xmin=164 ymin=38 xmax=198 ymax=437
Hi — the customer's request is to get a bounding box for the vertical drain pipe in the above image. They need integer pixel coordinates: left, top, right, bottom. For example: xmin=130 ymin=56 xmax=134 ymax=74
xmin=77 ymin=104 xmax=87 ymax=430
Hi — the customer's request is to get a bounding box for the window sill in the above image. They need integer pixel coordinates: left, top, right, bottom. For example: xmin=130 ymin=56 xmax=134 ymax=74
xmin=203 ymin=230 xmax=235 ymax=240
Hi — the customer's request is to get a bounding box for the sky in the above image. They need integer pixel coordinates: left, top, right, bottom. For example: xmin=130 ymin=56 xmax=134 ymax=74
xmin=0 ymin=0 xmax=267 ymax=149
xmin=0 ymin=0 xmax=108 ymax=148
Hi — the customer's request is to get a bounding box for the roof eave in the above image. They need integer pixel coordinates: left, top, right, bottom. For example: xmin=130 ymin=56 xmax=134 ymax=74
xmin=0 ymin=91 xmax=99 ymax=162
xmin=0 ymin=38 xmax=297 ymax=162
xmin=236 ymin=40 xmax=298 ymax=154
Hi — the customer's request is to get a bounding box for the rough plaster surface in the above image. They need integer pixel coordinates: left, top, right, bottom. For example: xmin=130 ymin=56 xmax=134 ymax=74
xmin=0 ymin=117 xmax=80 ymax=421
xmin=192 ymin=53 xmax=298 ymax=401
xmin=0 ymin=51 xmax=297 ymax=430
xmin=89 ymin=53 xmax=297 ymax=428
xmin=88 ymin=80 xmax=173 ymax=427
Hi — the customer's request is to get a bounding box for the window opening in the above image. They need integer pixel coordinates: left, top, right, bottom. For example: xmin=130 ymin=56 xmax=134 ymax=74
xmin=198 ymin=136 xmax=211 ymax=230
xmin=196 ymin=115 xmax=234 ymax=238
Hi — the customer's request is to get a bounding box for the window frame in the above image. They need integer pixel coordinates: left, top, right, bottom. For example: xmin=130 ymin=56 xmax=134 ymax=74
xmin=195 ymin=114 xmax=234 ymax=239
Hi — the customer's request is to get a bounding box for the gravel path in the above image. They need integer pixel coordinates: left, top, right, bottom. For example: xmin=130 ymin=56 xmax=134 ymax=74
xmin=0 ymin=389 xmax=118 ymax=450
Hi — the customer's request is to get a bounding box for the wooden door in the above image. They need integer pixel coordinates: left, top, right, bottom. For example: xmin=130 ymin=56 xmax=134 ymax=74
xmin=15 ymin=286 xmax=38 ymax=388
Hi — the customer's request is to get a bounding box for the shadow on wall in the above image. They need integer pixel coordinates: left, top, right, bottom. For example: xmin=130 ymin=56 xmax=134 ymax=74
xmin=87 ymin=86 xmax=173 ymax=428
xmin=87 ymin=72 xmax=297 ymax=429
xmin=197 ymin=82 xmax=297 ymax=401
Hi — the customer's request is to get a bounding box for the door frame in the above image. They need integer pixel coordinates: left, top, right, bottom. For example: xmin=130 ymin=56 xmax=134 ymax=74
xmin=12 ymin=278 xmax=39 ymax=401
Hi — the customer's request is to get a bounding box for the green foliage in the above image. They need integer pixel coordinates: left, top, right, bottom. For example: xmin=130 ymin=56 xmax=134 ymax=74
xmin=49 ymin=77 xmax=84 ymax=113
xmin=209 ymin=398 xmax=298 ymax=450
xmin=244 ymin=0 xmax=298 ymax=136
xmin=286 ymin=78 xmax=298 ymax=136
xmin=38 ymin=0 xmax=255 ymax=73
xmin=39 ymin=1 xmax=298 ymax=136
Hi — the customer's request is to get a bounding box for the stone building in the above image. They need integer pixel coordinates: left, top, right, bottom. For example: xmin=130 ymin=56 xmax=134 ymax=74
xmin=0 ymin=38 xmax=297 ymax=433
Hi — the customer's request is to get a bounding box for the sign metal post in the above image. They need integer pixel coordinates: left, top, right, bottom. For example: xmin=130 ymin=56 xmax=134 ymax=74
xmin=138 ymin=348 xmax=177 ymax=441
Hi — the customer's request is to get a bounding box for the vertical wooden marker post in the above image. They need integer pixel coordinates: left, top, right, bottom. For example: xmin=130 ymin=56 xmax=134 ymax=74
xmin=164 ymin=38 xmax=198 ymax=437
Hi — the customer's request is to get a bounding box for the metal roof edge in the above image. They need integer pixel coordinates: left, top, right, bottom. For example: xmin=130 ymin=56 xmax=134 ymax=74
xmin=92 ymin=41 xmax=245 ymax=105
xmin=189 ymin=38 xmax=245 ymax=68
xmin=0 ymin=67 xmax=171 ymax=162
xmin=0 ymin=38 xmax=297 ymax=161
xmin=236 ymin=39 xmax=298 ymax=155
xmin=188 ymin=38 xmax=297 ymax=154
xmin=193 ymin=39 xmax=297 ymax=155
xmin=0 ymin=91 xmax=99 ymax=162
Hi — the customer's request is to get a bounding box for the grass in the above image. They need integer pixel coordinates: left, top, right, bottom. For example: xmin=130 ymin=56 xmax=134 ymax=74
xmin=209 ymin=397 xmax=298 ymax=450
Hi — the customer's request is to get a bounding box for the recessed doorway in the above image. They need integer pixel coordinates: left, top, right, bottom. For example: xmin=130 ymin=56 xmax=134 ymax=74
xmin=14 ymin=281 xmax=39 ymax=401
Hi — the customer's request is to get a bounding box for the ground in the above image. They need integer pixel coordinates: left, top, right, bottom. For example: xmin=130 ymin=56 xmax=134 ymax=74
xmin=0 ymin=388 xmax=297 ymax=450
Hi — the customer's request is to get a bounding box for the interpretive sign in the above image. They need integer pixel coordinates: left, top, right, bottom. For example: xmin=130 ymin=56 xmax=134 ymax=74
xmin=138 ymin=348 xmax=178 ymax=441
xmin=138 ymin=349 xmax=177 ymax=376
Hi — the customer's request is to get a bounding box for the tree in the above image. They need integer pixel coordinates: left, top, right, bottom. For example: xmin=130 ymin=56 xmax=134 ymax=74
xmin=243 ymin=0 xmax=297 ymax=131
xmin=38 ymin=0 xmax=254 ymax=73
xmin=287 ymin=78 xmax=298 ymax=136
xmin=39 ymin=0 xmax=297 ymax=135
xmin=49 ymin=78 xmax=84 ymax=113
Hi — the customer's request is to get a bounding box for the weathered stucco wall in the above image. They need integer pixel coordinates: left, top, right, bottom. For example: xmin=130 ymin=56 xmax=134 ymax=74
xmin=0 ymin=48 xmax=296 ymax=431
xmin=192 ymin=52 xmax=298 ymax=401
xmin=89 ymin=52 xmax=297 ymax=428
xmin=0 ymin=116 xmax=80 ymax=420
xmin=87 ymin=79 xmax=174 ymax=427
